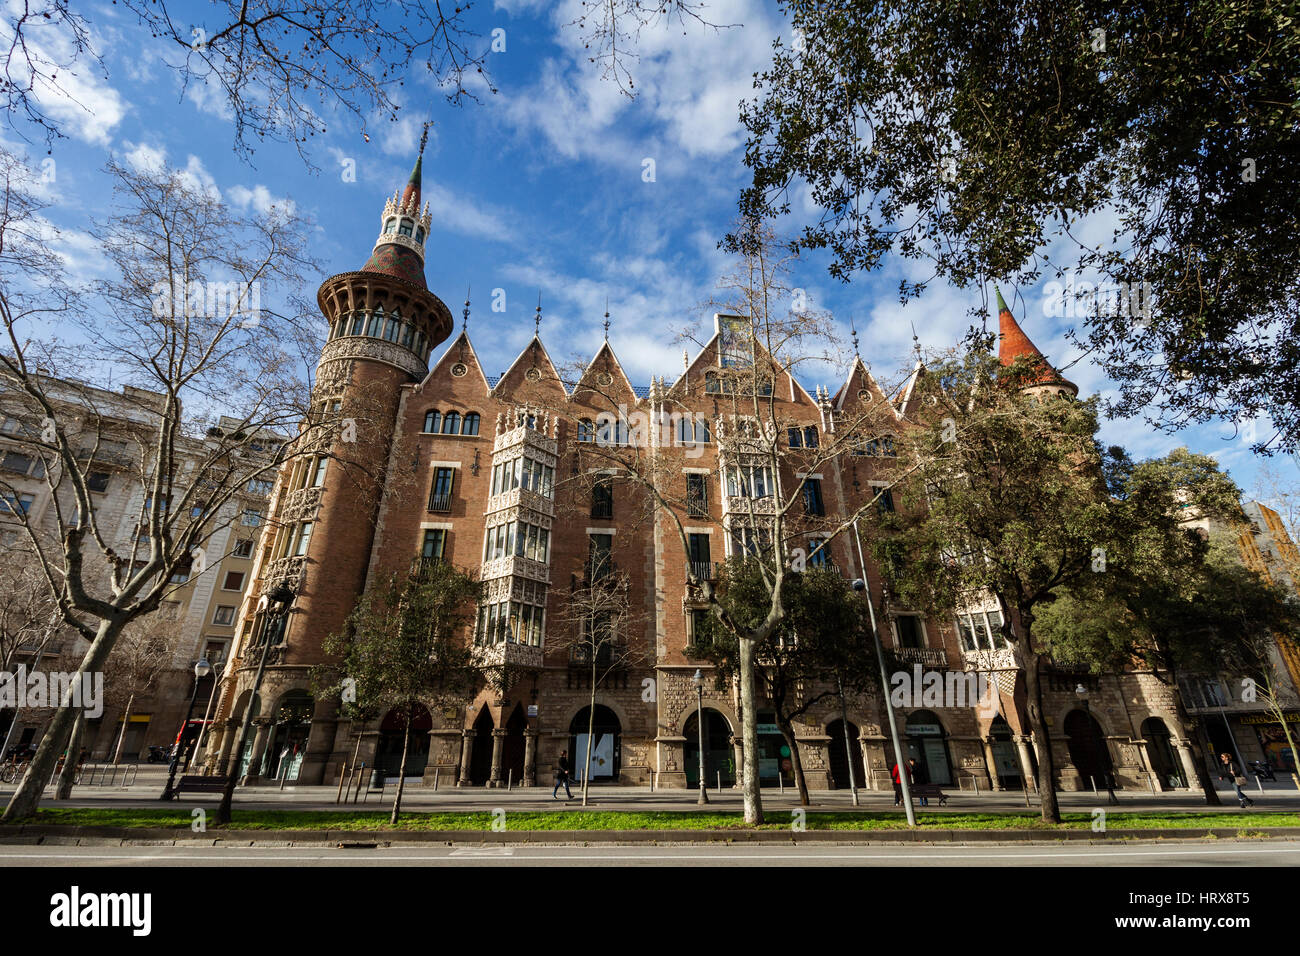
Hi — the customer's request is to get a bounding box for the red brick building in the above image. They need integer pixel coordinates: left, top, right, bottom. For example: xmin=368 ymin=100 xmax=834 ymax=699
xmin=206 ymin=155 xmax=1208 ymax=796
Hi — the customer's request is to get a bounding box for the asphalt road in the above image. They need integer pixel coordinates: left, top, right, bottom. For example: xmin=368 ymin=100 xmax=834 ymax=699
xmin=3 ymin=840 xmax=1297 ymax=866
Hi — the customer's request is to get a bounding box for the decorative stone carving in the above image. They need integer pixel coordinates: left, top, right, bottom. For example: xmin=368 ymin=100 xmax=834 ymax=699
xmin=317 ymin=335 xmax=426 ymax=380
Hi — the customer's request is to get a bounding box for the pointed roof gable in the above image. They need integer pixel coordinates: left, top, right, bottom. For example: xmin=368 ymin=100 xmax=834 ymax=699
xmin=574 ymin=340 xmax=638 ymax=404
xmin=996 ymin=287 xmax=1077 ymax=394
xmin=420 ymin=330 xmax=491 ymax=395
xmin=493 ymin=334 xmax=568 ymax=402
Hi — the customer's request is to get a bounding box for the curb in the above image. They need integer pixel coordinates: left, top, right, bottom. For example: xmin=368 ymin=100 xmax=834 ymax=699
xmin=2 ymin=825 xmax=1298 ymax=847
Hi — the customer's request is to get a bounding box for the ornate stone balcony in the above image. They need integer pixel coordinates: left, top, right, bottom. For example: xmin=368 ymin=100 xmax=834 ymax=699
xmin=260 ymin=555 xmax=308 ymax=594
xmin=279 ymin=486 xmax=323 ymax=524
xmin=961 ymin=647 xmax=1019 ymax=671
xmin=472 ymin=641 xmax=544 ymax=672
xmin=480 ymin=554 xmax=550 ymax=584
xmin=485 ymin=484 xmax=554 ymax=519
xmin=721 ymin=495 xmax=777 ymax=517
xmin=889 ymin=646 xmax=949 ymax=669
xmin=493 ymin=424 xmax=557 ymax=461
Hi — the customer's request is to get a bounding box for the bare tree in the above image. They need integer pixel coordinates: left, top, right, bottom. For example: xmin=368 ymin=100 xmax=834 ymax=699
xmin=0 ymin=148 xmax=392 ymax=821
xmin=552 ymin=568 xmax=647 ymax=805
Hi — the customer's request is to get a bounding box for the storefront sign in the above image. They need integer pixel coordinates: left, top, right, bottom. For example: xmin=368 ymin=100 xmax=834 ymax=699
xmin=757 ymin=723 xmax=781 ymax=735
xmin=1240 ymin=713 xmax=1300 ymax=725
xmin=907 ymin=723 xmax=942 ymax=736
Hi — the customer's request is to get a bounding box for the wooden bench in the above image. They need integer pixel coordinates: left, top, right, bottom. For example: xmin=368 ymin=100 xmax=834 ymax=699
xmin=175 ymin=775 xmax=228 ymax=795
xmin=909 ymin=784 xmax=949 ymax=806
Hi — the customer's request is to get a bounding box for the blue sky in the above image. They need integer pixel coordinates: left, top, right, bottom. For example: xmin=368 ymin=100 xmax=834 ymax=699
xmin=9 ymin=0 xmax=1298 ymax=505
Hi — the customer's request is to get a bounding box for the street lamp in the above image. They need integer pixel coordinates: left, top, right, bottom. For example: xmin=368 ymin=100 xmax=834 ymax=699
xmin=160 ymin=657 xmax=212 ymax=800
xmin=215 ymin=583 xmax=295 ymax=824
xmin=691 ymin=668 xmax=708 ymax=805
xmin=1075 ymin=683 xmax=1118 ymax=805
xmin=851 ymin=518 xmax=916 ymax=828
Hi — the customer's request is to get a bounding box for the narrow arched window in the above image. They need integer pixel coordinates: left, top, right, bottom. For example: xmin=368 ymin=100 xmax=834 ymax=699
xmin=423 ymin=411 xmax=441 ymax=433
xmin=415 ymin=227 xmax=426 ymax=243
xmin=384 ymin=219 xmax=396 ymax=234
xmin=399 ymin=219 xmax=413 ymax=237
xmin=461 ymin=413 xmax=480 ymax=436
xmin=577 ymin=419 xmax=594 ymax=442
xmin=442 ymin=411 xmax=460 ymax=434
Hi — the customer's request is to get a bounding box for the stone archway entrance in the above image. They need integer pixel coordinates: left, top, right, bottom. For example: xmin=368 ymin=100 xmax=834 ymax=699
xmin=905 ymin=710 xmax=952 ymax=786
xmin=502 ymin=704 xmax=527 ymax=786
xmin=826 ymin=719 xmax=865 ymax=790
xmin=1065 ymin=709 xmax=1114 ymax=789
xmin=468 ymin=707 xmax=494 ymax=786
xmin=570 ymin=705 xmax=621 ymax=783
xmin=264 ymin=691 xmax=314 ymax=781
xmin=683 ymin=708 xmax=734 ymax=788
xmin=1141 ymin=716 xmax=1186 ymax=789
xmin=376 ymin=703 xmax=432 ymax=778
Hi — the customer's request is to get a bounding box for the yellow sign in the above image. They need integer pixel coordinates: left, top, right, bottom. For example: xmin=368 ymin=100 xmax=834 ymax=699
xmin=1239 ymin=713 xmax=1300 ymax=725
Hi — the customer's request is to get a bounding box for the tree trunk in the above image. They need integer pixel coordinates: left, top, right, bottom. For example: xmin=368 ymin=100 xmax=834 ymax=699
xmin=1018 ymin=637 xmax=1062 ymax=824
xmin=55 ymin=711 xmax=85 ymax=800
xmin=111 ymin=693 xmax=135 ymax=765
xmin=582 ymin=667 xmax=596 ymax=807
xmin=390 ymin=702 xmax=413 ymax=825
xmin=3 ymin=615 xmax=123 ymax=822
xmin=777 ymin=714 xmax=810 ymax=806
xmin=1165 ymin=665 xmax=1222 ymax=806
xmin=738 ymin=636 xmax=764 ymax=824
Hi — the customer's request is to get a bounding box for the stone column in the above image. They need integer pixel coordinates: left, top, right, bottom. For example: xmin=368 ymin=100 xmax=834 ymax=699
xmin=457 ymin=729 xmax=475 ymax=787
xmin=523 ymin=729 xmax=538 ymax=787
xmin=218 ymin=717 xmax=240 ymax=777
xmin=1172 ymin=737 xmax=1200 ymax=791
xmin=245 ymin=718 xmax=273 ymax=782
xmin=730 ymin=735 xmax=743 ymax=789
xmin=1014 ymin=734 xmax=1037 ymax=792
xmin=489 ymin=729 xmax=506 ymax=788
xmin=982 ymin=736 xmax=1004 ymax=791
xmin=1134 ymin=738 xmax=1158 ymax=791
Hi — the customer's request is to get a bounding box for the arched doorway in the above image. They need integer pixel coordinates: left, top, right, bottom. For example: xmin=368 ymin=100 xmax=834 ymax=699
xmin=683 ymin=708 xmax=734 ymax=787
xmin=989 ymin=716 xmax=1023 ymax=789
xmin=1065 ymin=710 xmax=1114 ymax=789
xmin=1141 ymin=716 xmax=1185 ymax=789
xmin=468 ymin=707 xmax=494 ymax=786
xmin=905 ymin=710 xmax=952 ymax=786
xmin=826 ymin=719 xmax=865 ymax=790
xmin=264 ymin=691 xmax=314 ymax=781
xmin=233 ymin=692 xmax=262 ymax=778
xmin=375 ymin=703 xmax=432 ymax=778
xmin=502 ymin=705 xmax=527 ymax=786
xmin=570 ymin=705 xmax=621 ymax=783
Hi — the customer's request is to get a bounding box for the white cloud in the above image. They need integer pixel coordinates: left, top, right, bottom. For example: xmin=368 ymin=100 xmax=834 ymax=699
xmin=185 ymin=77 xmax=234 ymax=121
xmin=177 ymin=155 xmax=221 ymax=201
xmin=0 ymin=10 xmax=129 ymax=145
xmin=123 ymin=141 xmax=167 ymax=173
xmin=229 ymin=184 xmax=295 ymax=217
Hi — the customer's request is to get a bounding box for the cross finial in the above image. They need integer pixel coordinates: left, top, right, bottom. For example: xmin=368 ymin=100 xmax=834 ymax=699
xmin=419 ymin=121 xmax=431 ymax=157
xmin=462 ymin=286 xmax=471 ymax=335
xmin=910 ymin=321 xmax=922 ymax=362
xmin=850 ymin=317 xmax=860 ymax=358
xmin=534 ymin=292 xmax=542 ymax=337
xmin=603 ymin=296 xmax=611 ymax=341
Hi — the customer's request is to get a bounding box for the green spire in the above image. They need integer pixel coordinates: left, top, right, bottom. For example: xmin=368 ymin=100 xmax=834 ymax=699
xmin=995 ymin=285 xmax=1010 ymax=314
xmin=408 ymin=154 xmax=422 ymax=186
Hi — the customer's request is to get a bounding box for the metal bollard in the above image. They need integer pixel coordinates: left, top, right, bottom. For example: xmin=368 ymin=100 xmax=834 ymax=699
xmin=717 ymin=770 xmax=721 ymax=791
xmin=434 ymin=768 xmax=440 ymax=792
xmin=779 ymin=775 xmax=784 ymax=795
xmin=507 ymin=769 xmax=513 ymax=791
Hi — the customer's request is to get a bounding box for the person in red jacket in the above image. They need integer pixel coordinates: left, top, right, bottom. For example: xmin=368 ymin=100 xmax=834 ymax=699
xmin=890 ymin=760 xmax=912 ymax=806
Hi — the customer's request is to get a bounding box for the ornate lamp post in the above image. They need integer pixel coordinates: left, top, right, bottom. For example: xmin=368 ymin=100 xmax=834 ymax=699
xmin=160 ymin=657 xmax=212 ymax=800
xmin=215 ymin=583 xmax=295 ymax=824
xmin=691 ymin=668 xmax=709 ymax=805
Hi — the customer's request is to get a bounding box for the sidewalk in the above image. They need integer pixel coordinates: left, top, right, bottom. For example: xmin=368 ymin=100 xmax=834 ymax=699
xmin=6 ymin=765 xmax=1298 ymax=815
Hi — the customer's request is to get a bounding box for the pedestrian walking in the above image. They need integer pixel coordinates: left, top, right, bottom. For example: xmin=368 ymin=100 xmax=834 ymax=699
xmin=553 ymin=749 xmax=573 ymax=800
xmin=910 ymin=757 xmax=929 ymax=806
xmin=1218 ymin=752 xmax=1254 ymax=808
